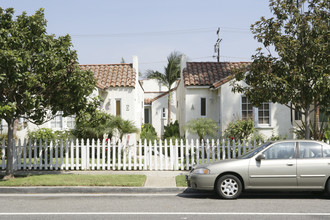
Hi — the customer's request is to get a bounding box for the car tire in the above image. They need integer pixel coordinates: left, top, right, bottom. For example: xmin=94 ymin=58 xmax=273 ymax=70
xmin=326 ymin=179 xmax=330 ymax=197
xmin=216 ymin=174 xmax=242 ymax=199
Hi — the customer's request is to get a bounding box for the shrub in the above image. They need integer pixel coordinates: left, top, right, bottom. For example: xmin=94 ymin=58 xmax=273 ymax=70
xmin=163 ymin=120 xmax=180 ymax=140
xmin=140 ymin=124 xmax=158 ymax=142
xmin=224 ymin=119 xmax=254 ymax=141
xmin=184 ymin=118 xmax=218 ymax=141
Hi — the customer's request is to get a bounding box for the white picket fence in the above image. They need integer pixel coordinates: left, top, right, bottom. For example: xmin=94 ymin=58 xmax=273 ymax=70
xmin=0 ymin=139 xmax=261 ymax=171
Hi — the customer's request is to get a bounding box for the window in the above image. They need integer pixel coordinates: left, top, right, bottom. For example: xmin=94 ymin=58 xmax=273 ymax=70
xmin=144 ymin=108 xmax=150 ymax=124
xmin=116 ymin=100 xmax=121 ymax=116
xmin=258 ymin=102 xmax=270 ymax=124
xmin=323 ymin=144 xmax=330 ymax=158
xmin=242 ymin=97 xmax=253 ymax=120
xmin=66 ymin=116 xmax=75 ymax=129
xmin=201 ymin=98 xmax=206 ymax=116
xmin=51 ymin=112 xmax=63 ymax=129
xmin=162 ymin=108 xmax=166 ymax=119
xmin=295 ymin=109 xmax=302 ymax=120
xmin=263 ymin=142 xmax=295 ymax=159
xmin=299 ymin=142 xmax=322 ymax=158
xmin=242 ymin=96 xmax=271 ymax=126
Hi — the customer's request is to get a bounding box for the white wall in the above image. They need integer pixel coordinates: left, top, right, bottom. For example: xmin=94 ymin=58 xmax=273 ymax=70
xmin=183 ymin=87 xmax=220 ymax=140
xmin=220 ymin=81 xmax=293 ymax=139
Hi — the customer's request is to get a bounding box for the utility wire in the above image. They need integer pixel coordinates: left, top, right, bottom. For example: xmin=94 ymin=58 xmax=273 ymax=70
xmin=70 ymin=26 xmax=250 ymax=38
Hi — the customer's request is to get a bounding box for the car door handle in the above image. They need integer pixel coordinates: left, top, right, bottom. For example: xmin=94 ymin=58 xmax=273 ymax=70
xmin=287 ymin=163 xmax=294 ymax=166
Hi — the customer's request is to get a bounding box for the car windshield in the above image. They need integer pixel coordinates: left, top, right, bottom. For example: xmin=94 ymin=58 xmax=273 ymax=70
xmin=238 ymin=142 xmax=272 ymax=159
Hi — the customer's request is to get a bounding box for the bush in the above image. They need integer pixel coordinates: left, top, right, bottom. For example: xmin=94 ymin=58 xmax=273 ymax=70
xmin=163 ymin=120 xmax=180 ymax=140
xmin=184 ymin=118 xmax=218 ymax=141
xmin=224 ymin=119 xmax=254 ymax=141
xmin=140 ymin=124 xmax=158 ymax=142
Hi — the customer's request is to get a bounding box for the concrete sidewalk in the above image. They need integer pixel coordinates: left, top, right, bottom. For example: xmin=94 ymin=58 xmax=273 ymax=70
xmin=0 ymin=170 xmax=190 ymax=194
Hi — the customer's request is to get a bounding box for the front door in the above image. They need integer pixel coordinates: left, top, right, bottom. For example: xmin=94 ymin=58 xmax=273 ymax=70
xmin=248 ymin=142 xmax=297 ymax=188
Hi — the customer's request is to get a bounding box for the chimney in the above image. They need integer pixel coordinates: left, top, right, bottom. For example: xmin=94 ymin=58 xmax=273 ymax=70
xmin=132 ymin=55 xmax=139 ymax=86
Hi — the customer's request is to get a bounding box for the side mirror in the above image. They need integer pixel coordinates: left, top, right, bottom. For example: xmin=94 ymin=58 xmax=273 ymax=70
xmin=255 ymin=154 xmax=266 ymax=161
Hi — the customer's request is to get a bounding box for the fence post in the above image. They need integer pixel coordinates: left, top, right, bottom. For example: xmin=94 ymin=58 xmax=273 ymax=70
xmin=164 ymin=139 xmax=168 ymax=170
xmin=180 ymin=139 xmax=184 ymax=170
xmin=138 ymin=140 xmax=142 ymax=170
xmin=159 ymin=139 xmax=163 ymax=171
xmin=23 ymin=139 xmax=27 ymax=170
xmin=154 ymin=140 xmax=158 ymax=171
xmin=144 ymin=139 xmax=148 ymax=170
xmin=170 ymin=139 xmax=174 ymax=171
xmin=174 ymin=139 xmax=178 ymax=170
xmin=196 ymin=139 xmax=200 ymax=165
xmin=81 ymin=139 xmax=86 ymax=170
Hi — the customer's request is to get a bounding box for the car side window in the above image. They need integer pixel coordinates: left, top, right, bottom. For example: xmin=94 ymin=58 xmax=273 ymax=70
xmin=263 ymin=142 xmax=295 ymax=159
xmin=299 ymin=142 xmax=322 ymax=158
xmin=323 ymin=144 xmax=330 ymax=158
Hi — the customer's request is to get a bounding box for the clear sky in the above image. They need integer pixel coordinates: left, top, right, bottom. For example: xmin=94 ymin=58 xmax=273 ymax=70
xmin=0 ymin=0 xmax=274 ymax=73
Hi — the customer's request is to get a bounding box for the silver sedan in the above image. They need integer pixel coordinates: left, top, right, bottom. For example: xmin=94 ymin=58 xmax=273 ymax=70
xmin=186 ymin=140 xmax=330 ymax=199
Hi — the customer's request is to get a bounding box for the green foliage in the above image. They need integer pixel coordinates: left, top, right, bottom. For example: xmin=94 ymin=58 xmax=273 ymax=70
xmin=27 ymin=128 xmax=56 ymax=142
xmin=184 ymin=118 xmax=218 ymax=141
xmin=325 ymin=129 xmax=330 ymax=141
xmin=140 ymin=124 xmax=158 ymax=142
xmin=0 ymin=8 xmax=98 ymax=175
xmin=232 ymin=0 xmax=329 ymax=139
xmin=146 ymin=51 xmax=182 ymax=125
xmin=0 ymin=133 xmax=17 ymax=146
xmin=114 ymin=117 xmax=139 ymax=140
xmin=73 ymin=111 xmax=137 ymax=142
xmin=27 ymin=128 xmax=74 ymax=143
xmin=163 ymin=120 xmax=180 ymax=140
xmin=224 ymin=119 xmax=255 ymax=141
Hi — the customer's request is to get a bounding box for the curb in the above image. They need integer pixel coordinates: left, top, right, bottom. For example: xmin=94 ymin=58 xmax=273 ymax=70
xmin=0 ymin=186 xmax=189 ymax=194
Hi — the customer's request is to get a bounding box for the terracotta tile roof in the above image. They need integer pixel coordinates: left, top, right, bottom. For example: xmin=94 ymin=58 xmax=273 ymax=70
xmin=80 ymin=64 xmax=136 ymax=89
xmin=183 ymin=62 xmax=250 ymax=87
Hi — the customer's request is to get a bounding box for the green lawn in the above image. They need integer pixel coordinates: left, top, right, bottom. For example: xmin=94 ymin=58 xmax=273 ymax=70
xmin=176 ymin=175 xmax=187 ymax=187
xmin=0 ymin=174 xmax=146 ymax=187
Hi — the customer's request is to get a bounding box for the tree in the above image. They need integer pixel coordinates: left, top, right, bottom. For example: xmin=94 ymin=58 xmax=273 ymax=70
xmin=146 ymin=51 xmax=182 ymax=125
xmin=184 ymin=118 xmax=219 ymax=141
xmin=232 ymin=0 xmax=329 ymax=139
xmin=73 ymin=111 xmax=116 ymax=140
xmin=0 ymin=8 xmax=98 ymax=178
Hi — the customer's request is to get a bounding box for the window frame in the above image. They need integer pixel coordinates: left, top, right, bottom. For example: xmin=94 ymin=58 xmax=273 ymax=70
xmin=201 ymin=97 xmax=207 ymax=117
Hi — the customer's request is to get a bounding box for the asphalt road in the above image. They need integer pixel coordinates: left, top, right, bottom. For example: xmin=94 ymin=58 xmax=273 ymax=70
xmin=0 ymin=191 xmax=329 ymax=220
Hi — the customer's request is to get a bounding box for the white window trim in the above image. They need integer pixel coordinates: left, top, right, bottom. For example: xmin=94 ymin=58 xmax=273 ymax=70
xmin=241 ymin=96 xmax=272 ymax=128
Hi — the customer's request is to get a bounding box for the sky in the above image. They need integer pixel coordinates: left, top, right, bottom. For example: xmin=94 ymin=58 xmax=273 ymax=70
xmin=0 ymin=0 xmax=274 ymax=74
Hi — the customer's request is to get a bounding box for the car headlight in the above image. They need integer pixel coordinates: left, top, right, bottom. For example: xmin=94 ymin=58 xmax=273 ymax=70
xmin=192 ymin=168 xmax=210 ymax=175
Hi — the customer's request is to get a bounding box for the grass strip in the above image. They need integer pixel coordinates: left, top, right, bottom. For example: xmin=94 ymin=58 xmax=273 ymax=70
xmin=0 ymin=174 xmax=146 ymax=187
xmin=176 ymin=175 xmax=187 ymax=187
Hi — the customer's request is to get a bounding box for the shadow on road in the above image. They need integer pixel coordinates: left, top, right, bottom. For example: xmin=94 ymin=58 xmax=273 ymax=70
xmin=177 ymin=188 xmax=329 ymax=200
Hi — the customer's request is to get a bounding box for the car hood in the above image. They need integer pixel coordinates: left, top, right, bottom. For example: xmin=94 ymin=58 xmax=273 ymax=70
xmin=193 ymin=159 xmax=244 ymax=169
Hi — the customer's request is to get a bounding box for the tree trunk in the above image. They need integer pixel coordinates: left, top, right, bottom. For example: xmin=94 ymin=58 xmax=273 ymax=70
xmin=305 ymin=105 xmax=311 ymax=139
xmin=167 ymin=90 xmax=171 ymax=126
xmin=5 ymin=118 xmax=15 ymax=179
xmin=314 ymin=103 xmax=320 ymax=140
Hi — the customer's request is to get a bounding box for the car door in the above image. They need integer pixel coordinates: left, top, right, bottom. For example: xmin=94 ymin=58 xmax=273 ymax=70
xmin=248 ymin=141 xmax=297 ymax=188
xmin=297 ymin=142 xmax=330 ymax=189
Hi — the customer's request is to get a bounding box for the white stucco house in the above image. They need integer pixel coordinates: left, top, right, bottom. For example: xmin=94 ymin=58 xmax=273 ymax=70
xmin=1 ymin=54 xmax=298 ymax=141
xmin=141 ymin=78 xmax=179 ymax=136
xmin=176 ymin=57 xmax=294 ymax=140
xmin=10 ymin=56 xmax=143 ymax=144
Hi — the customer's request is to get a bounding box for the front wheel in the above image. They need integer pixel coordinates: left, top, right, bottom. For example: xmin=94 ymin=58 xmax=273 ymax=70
xmin=326 ymin=179 xmax=330 ymax=197
xmin=216 ymin=175 xmax=242 ymax=199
